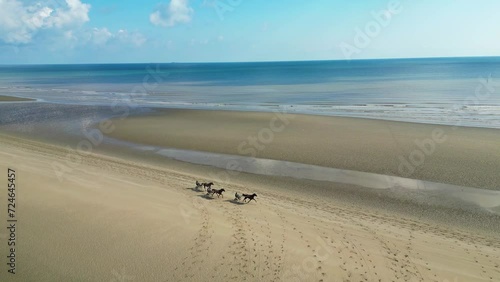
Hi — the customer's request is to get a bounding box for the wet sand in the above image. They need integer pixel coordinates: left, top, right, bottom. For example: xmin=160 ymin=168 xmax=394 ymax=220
xmin=105 ymin=109 xmax=500 ymax=190
xmin=0 ymin=95 xmax=34 ymax=102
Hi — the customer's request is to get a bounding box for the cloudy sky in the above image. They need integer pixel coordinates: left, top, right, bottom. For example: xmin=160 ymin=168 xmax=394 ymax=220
xmin=1 ymin=0 xmax=499 ymax=64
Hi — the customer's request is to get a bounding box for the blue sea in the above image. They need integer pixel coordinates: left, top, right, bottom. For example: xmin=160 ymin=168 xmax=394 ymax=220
xmin=1 ymin=57 xmax=499 ymax=128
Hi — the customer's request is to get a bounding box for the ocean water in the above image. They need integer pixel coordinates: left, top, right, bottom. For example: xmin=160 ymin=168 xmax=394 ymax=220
xmin=1 ymin=57 xmax=500 ymax=128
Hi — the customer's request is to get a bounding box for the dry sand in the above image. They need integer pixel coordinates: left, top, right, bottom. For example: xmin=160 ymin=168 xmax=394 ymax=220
xmin=1 ymin=133 xmax=499 ymax=282
xmin=105 ymin=109 xmax=500 ymax=190
xmin=0 ymin=95 xmax=34 ymax=102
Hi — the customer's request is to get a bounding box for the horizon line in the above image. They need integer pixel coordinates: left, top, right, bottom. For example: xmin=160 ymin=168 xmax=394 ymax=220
xmin=1 ymin=55 xmax=499 ymax=66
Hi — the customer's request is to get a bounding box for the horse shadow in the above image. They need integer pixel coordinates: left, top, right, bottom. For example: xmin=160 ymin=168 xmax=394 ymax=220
xmin=186 ymin=186 xmax=205 ymax=193
xmin=197 ymin=194 xmax=215 ymax=200
xmin=226 ymin=199 xmax=246 ymax=205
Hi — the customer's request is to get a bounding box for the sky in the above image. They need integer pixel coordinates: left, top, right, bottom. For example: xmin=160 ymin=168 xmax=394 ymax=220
xmin=0 ymin=0 xmax=499 ymax=64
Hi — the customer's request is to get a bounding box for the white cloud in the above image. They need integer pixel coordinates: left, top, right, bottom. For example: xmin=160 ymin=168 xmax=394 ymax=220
xmin=0 ymin=0 xmax=145 ymax=51
xmin=0 ymin=0 xmax=90 ymax=44
xmin=0 ymin=0 xmax=144 ymax=48
xmin=150 ymin=0 xmax=193 ymax=27
xmin=91 ymin=27 xmax=113 ymax=45
xmin=82 ymin=28 xmax=146 ymax=47
xmin=116 ymin=29 xmax=147 ymax=47
xmin=47 ymin=0 xmax=90 ymax=28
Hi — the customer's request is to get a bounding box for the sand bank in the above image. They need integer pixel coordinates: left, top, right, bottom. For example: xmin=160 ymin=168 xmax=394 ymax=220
xmin=105 ymin=109 xmax=500 ymax=190
xmin=0 ymin=95 xmax=34 ymax=102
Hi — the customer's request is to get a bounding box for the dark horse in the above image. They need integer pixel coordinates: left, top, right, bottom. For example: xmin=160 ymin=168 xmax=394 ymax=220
xmin=211 ymin=188 xmax=225 ymax=198
xmin=242 ymin=193 xmax=257 ymax=203
xmin=202 ymin=182 xmax=214 ymax=190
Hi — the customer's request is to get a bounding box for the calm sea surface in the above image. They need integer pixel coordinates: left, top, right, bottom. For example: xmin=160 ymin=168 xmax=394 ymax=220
xmin=1 ymin=57 xmax=499 ymax=128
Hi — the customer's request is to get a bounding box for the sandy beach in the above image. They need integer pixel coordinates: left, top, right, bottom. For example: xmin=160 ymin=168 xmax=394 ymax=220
xmin=1 ymin=1 xmax=499 ymax=280
xmin=1 ymin=105 xmax=499 ymax=281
